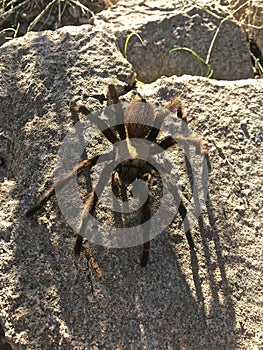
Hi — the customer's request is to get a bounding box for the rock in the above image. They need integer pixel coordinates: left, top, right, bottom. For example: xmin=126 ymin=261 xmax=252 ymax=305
xmin=0 ymin=5 xmax=262 ymax=350
xmin=96 ymin=0 xmax=254 ymax=81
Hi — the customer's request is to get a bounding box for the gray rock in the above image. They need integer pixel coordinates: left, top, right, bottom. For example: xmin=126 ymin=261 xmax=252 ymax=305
xmin=96 ymin=0 xmax=254 ymax=81
xmin=0 ymin=7 xmax=262 ymax=350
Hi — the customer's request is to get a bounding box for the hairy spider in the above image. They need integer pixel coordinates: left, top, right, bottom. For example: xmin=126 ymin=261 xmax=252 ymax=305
xmin=26 ymin=84 xmax=207 ymax=272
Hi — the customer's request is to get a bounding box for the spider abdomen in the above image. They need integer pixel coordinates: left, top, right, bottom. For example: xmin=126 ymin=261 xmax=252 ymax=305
xmin=125 ymin=99 xmax=155 ymax=138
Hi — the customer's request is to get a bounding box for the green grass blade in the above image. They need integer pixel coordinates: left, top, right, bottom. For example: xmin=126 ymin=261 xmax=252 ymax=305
xmin=124 ymin=32 xmax=143 ymax=60
xmin=170 ymin=45 xmax=213 ymax=78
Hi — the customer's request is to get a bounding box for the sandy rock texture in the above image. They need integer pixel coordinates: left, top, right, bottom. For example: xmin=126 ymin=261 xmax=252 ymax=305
xmin=0 ymin=3 xmax=262 ymax=350
xmin=96 ymin=0 xmax=254 ymax=81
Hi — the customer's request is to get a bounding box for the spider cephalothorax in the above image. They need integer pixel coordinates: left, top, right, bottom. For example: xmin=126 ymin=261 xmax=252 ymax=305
xmin=26 ymin=83 xmax=207 ymax=273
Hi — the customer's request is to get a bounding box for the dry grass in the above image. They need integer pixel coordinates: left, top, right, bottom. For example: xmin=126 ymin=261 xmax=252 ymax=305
xmin=189 ymin=0 xmax=263 ymax=77
xmin=229 ymin=0 xmax=263 ymax=76
xmin=0 ymin=0 xmax=117 ymax=41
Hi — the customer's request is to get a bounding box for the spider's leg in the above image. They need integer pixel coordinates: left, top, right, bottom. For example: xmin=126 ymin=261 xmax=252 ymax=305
xmin=70 ymin=101 xmax=120 ymax=145
xmin=146 ymin=97 xmax=184 ymax=143
xmin=151 ymin=98 xmax=206 ymax=154
xmin=26 ymin=151 xmax=113 ymax=216
xmin=166 ymin=97 xmax=185 ymax=120
xmin=154 ymin=135 xmax=207 ymax=155
xmin=154 ymin=166 xmax=195 ymax=249
xmin=107 ymin=84 xmax=126 ymax=140
xmin=75 ymin=161 xmax=114 ymax=275
xmin=25 ymin=186 xmax=56 ymax=217
xmin=111 ymin=169 xmax=127 ymax=201
xmin=139 ymin=173 xmax=152 ymax=267
xmin=154 ymin=135 xmax=207 ymax=207
xmin=146 ymin=110 xmax=167 ymax=142
xmin=75 ymin=235 xmax=104 ymax=279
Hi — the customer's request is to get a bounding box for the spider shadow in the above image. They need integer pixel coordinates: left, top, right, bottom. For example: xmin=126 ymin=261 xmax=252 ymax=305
xmin=173 ymin=112 xmax=236 ymax=342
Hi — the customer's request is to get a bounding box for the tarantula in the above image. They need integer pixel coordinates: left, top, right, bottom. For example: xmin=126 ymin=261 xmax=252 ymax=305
xmin=26 ymin=84 xmax=206 ymax=271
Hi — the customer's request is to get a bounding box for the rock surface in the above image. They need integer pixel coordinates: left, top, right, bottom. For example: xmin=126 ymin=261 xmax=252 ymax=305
xmin=96 ymin=0 xmax=254 ymax=81
xmin=0 ymin=3 xmax=262 ymax=350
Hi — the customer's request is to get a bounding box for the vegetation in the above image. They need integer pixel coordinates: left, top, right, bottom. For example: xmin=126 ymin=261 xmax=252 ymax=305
xmin=0 ymin=0 xmax=115 ymax=42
